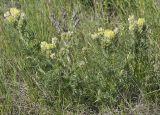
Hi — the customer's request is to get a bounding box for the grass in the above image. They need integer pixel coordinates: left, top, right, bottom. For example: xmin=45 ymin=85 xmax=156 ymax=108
xmin=0 ymin=0 xmax=160 ymax=114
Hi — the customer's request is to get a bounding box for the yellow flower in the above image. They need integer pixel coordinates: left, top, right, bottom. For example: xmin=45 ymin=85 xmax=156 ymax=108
xmin=61 ymin=31 xmax=73 ymax=40
xmin=52 ymin=37 xmax=58 ymax=44
xmin=45 ymin=43 xmax=55 ymax=50
xmin=98 ymin=27 xmax=104 ymax=32
xmin=91 ymin=33 xmax=99 ymax=39
xmin=128 ymin=15 xmax=136 ymax=31
xmin=40 ymin=41 xmax=47 ymax=51
xmin=113 ymin=27 xmax=119 ymax=34
xmin=128 ymin=15 xmax=135 ymax=23
xmin=41 ymin=41 xmax=56 ymax=51
xmin=10 ymin=8 xmax=20 ymax=18
xmin=137 ymin=18 xmax=145 ymax=28
xmin=4 ymin=8 xmax=22 ymax=23
xmin=5 ymin=15 xmax=15 ymax=23
xmin=4 ymin=11 xmax=10 ymax=18
xmin=97 ymin=27 xmax=104 ymax=35
xmin=103 ymin=29 xmax=115 ymax=39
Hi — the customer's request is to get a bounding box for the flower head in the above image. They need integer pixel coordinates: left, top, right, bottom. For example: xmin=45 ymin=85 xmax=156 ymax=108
xmin=52 ymin=37 xmax=58 ymax=44
xmin=10 ymin=8 xmax=20 ymax=18
xmin=61 ymin=31 xmax=73 ymax=40
xmin=128 ymin=15 xmax=137 ymax=31
xmin=4 ymin=8 xmax=21 ymax=24
xmin=98 ymin=27 xmax=104 ymax=32
xmin=101 ymin=38 xmax=111 ymax=48
xmin=4 ymin=11 xmax=10 ymax=18
xmin=98 ymin=27 xmax=104 ymax=34
xmin=40 ymin=41 xmax=47 ymax=51
xmin=128 ymin=15 xmax=135 ymax=23
xmin=45 ymin=44 xmax=55 ymax=50
xmin=113 ymin=27 xmax=119 ymax=34
xmin=91 ymin=33 xmax=99 ymax=40
xmin=103 ymin=29 xmax=115 ymax=39
xmin=137 ymin=18 xmax=145 ymax=29
xmin=40 ymin=41 xmax=56 ymax=51
xmin=5 ymin=15 xmax=15 ymax=23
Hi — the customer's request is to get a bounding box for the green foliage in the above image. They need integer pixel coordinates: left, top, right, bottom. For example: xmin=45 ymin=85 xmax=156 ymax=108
xmin=0 ymin=0 xmax=160 ymax=114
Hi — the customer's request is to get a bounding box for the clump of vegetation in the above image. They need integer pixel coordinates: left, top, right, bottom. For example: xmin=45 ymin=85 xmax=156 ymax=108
xmin=0 ymin=0 xmax=160 ymax=114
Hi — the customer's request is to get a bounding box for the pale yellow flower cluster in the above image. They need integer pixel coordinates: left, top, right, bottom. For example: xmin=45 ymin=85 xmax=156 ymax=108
xmin=91 ymin=27 xmax=104 ymax=40
xmin=91 ymin=33 xmax=99 ymax=40
xmin=4 ymin=7 xmax=21 ymax=23
xmin=52 ymin=37 xmax=58 ymax=44
xmin=40 ymin=30 xmax=74 ymax=59
xmin=97 ymin=27 xmax=105 ymax=35
xmin=91 ymin=27 xmax=118 ymax=47
xmin=128 ymin=15 xmax=145 ymax=32
xmin=103 ymin=29 xmax=115 ymax=39
xmin=91 ymin=27 xmax=117 ymax=39
xmin=61 ymin=31 xmax=73 ymax=40
xmin=137 ymin=18 xmax=145 ymax=30
xmin=128 ymin=15 xmax=136 ymax=31
xmin=10 ymin=8 xmax=20 ymax=17
xmin=40 ymin=41 xmax=56 ymax=51
xmin=40 ymin=37 xmax=58 ymax=59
